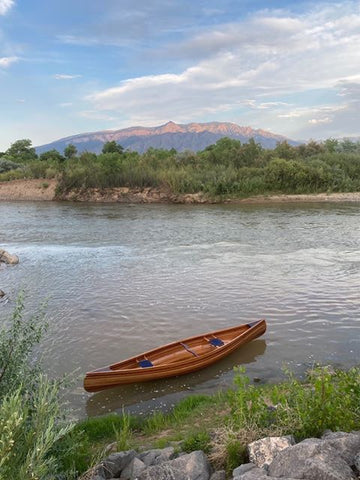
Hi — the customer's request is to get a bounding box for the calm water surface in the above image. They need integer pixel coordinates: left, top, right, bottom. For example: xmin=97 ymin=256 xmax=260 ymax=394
xmin=1 ymin=201 xmax=359 ymax=418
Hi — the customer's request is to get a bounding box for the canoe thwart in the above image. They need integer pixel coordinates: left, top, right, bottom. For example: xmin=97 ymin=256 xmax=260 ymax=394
xmin=180 ymin=342 xmax=199 ymax=357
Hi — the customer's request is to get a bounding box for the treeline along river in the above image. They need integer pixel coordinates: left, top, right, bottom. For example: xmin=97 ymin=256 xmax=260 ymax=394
xmin=0 ymin=201 xmax=359 ymax=418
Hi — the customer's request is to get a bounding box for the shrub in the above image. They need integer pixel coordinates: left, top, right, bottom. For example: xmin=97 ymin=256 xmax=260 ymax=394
xmin=0 ymin=293 xmax=76 ymax=479
xmin=0 ymin=158 xmax=21 ymax=173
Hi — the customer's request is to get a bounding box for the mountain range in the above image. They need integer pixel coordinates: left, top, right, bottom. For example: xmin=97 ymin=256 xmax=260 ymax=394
xmin=36 ymin=121 xmax=297 ymax=154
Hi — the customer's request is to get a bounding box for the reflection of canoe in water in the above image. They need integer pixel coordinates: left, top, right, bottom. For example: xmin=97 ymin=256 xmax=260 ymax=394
xmin=84 ymin=319 xmax=266 ymax=392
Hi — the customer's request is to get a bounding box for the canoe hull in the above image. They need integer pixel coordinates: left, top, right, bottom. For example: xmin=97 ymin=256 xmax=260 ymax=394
xmin=84 ymin=319 xmax=266 ymax=392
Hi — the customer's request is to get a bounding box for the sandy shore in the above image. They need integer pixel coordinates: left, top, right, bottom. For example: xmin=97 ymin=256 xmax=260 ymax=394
xmin=1 ymin=179 xmax=360 ymax=204
xmin=0 ymin=179 xmax=57 ymax=201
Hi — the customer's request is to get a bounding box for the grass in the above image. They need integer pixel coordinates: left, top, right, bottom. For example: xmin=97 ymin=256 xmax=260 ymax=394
xmin=61 ymin=365 xmax=360 ymax=477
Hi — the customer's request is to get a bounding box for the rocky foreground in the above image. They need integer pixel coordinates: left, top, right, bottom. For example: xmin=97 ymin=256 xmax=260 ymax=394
xmin=85 ymin=430 xmax=360 ymax=480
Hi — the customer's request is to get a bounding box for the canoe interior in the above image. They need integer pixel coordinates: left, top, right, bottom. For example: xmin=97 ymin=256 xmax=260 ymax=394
xmin=88 ymin=320 xmax=265 ymax=374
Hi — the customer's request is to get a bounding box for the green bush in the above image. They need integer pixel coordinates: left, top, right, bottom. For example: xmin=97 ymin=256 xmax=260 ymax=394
xmin=0 ymin=293 xmax=76 ymax=479
xmin=0 ymin=158 xmax=21 ymax=173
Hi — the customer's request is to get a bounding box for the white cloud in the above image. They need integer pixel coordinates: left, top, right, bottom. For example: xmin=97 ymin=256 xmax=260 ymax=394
xmin=54 ymin=74 xmax=81 ymax=80
xmin=0 ymin=56 xmax=18 ymax=68
xmin=0 ymin=0 xmax=14 ymax=15
xmin=85 ymin=1 xmax=360 ymax=139
xmin=309 ymin=117 xmax=332 ymax=125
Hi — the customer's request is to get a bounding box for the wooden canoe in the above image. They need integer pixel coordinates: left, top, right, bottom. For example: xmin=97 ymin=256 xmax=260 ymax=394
xmin=84 ymin=319 xmax=266 ymax=392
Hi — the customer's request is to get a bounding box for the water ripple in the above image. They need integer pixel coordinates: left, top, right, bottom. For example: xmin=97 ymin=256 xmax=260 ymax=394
xmin=1 ymin=201 xmax=360 ymax=417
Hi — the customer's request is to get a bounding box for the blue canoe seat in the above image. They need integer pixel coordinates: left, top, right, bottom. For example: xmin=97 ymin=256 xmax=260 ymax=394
xmin=138 ymin=359 xmax=153 ymax=368
xmin=209 ymin=337 xmax=224 ymax=347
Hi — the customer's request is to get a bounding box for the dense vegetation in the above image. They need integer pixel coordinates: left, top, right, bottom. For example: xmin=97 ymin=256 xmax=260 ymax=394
xmin=1 ymin=137 xmax=360 ymax=197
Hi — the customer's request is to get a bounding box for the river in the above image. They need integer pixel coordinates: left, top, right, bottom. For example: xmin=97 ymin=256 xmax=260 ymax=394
xmin=1 ymin=201 xmax=359 ymax=418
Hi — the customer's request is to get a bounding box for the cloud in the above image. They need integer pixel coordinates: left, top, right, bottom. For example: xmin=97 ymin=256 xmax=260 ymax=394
xmin=309 ymin=117 xmax=332 ymax=125
xmin=0 ymin=56 xmax=18 ymax=68
xmin=0 ymin=0 xmax=14 ymax=15
xmin=54 ymin=74 xmax=81 ymax=80
xmin=84 ymin=2 xmax=360 ymax=139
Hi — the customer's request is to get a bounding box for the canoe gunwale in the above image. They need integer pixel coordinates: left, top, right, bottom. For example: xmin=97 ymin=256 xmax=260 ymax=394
xmin=85 ymin=319 xmax=266 ymax=379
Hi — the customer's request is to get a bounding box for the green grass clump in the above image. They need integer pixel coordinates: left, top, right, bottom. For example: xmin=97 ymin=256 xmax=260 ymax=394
xmin=182 ymin=431 xmax=211 ymax=453
xmin=230 ymin=365 xmax=360 ymax=440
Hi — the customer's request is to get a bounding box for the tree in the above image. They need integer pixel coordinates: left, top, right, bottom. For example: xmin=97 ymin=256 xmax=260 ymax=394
xmin=101 ymin=141 xmax=124 ymax=155
xmin=39 ymin=149 xmax=65 ymax=163
xmin=323 ymin=138 xmax=339 ymax=153
xmin=64 ymin=144 xmax=77 ymax=160
xmin=5 ymin=139 xmax=37 ymax=163
xmin=274 ymin=141 xmax=298 ymax=160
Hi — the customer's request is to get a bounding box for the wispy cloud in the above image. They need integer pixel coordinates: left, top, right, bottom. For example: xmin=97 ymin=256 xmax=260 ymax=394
xmin=0 ymin=56 xmax=18 ymax=68
xmin=0 ymin=0 xmax=14 ymax=15
xmin=54 ymin=73 xmax=81 ymax=80
xmin=85 ymin=2 xmax=360 ymax=138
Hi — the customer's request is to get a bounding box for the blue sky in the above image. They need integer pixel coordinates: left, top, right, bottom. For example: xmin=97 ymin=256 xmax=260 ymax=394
xmin=0 ymin=0 xmax=360 ymax=150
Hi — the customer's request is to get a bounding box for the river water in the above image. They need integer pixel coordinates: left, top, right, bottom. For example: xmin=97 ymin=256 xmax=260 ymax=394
xmin=1 ymin=201 xmax=359 ymax=418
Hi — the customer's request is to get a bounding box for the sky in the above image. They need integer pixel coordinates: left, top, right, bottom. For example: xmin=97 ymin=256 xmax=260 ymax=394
xmin=0 ymin=0 xmax=360 ymax=150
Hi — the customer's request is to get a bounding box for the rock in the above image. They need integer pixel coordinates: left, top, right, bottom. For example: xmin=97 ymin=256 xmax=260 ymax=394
xmin=96 ymin=450 xmax=136 ymax=479
xmin=120 ymin=457 xmax=146 ymax=479
xmin=233 ymin=463 xmax=256 ymax=477
xmin=233 ymin=466 xmax=268 ymax=479
xmin=138 ymin=450 xmax=211 ymax=480
xmin=209 ymin=471 xmax=226 ymax=480
xmin=354 ymin=452 xmax=360 ymax=472
xmin=104 ymin=442 xmax=118 ymax=454
xmin=321 ymin=431 xmax=360 ymax=465
xmin=139 ymin=447 xmax=175 ymax=466
xmin=268 ymin=438 xmax=355 ymax=480
xmin=248 ymin=436 xmax=295 ymax=468
xmin=0 ymin=249 xmax=19 ymax=265
xmin=0 ymin=290 xmax=5 ymax=297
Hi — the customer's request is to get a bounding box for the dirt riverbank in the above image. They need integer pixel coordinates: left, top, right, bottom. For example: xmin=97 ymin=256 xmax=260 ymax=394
xmin=1 ymin=179 xmax=360 ymax=204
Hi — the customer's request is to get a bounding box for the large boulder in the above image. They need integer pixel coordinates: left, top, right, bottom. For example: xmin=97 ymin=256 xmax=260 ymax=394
xmin=268 ymin=438 xmax=355 ymax=480
xmin=0 ymin=249 xmax=19 ymax=265
xmin=120 ymin=457 xmax=146 ymax=479
xmin=95 ymin=450 xmax=136 ymax=479
xmin=138 ymin=447 xmax=175 ymax=466
xmin=321 ymin=431 xmax=360 ymax=465
xmin=247 ymin=435 xmax=295 ymax=468
xmin=138 ymin=450 xmax=211 ymax=480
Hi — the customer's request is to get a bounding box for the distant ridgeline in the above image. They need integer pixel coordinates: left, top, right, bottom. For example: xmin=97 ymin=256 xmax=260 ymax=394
xmin=1 ymin=127 xmax=360 ymax=199
xmin=35 ymin=121 xmax=299 ymax=154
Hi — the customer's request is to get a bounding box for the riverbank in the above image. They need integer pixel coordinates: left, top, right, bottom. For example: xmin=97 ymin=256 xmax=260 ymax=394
xmin=1 ymin=178 xmax=360 ymax=203
xmin=67 ymin=365 xmax=360 ymax=478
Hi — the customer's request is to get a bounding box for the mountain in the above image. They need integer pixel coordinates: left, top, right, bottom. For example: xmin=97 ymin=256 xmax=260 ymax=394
xmin=36 ymin=121 xmax=297 ymax=154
